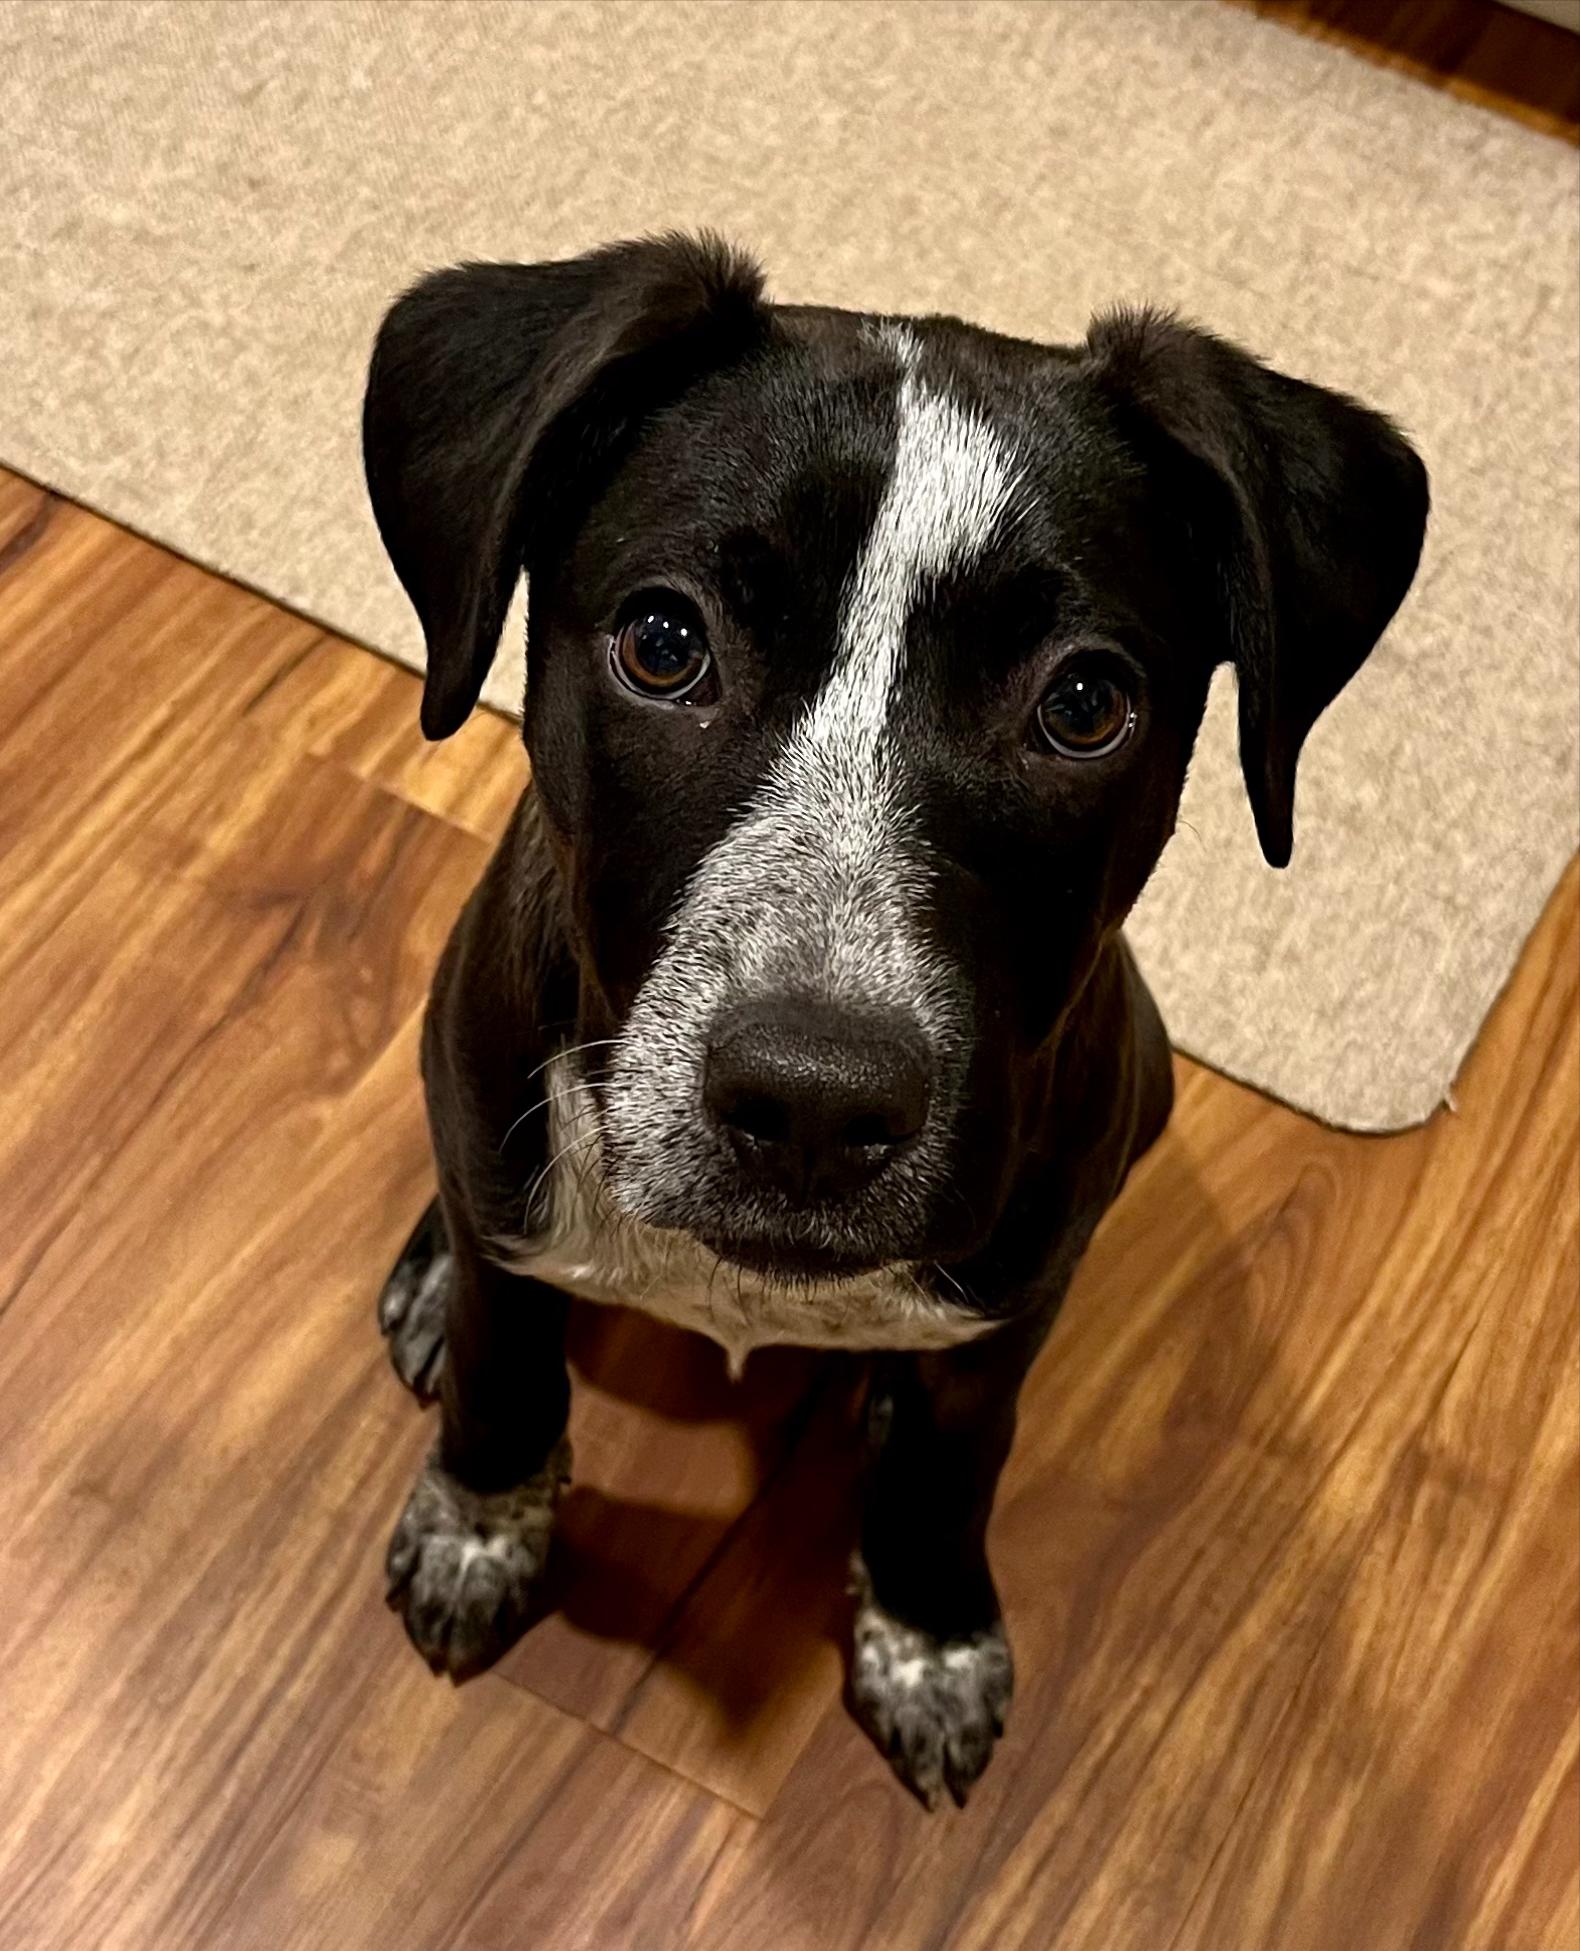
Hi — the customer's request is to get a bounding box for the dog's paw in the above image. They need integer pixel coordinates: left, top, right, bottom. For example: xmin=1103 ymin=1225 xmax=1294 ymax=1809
xmin=378 ymin=1202 xmax=451 ymax=1403
xmin=385 ymin=1440 xmax=570 ymax=1679
xmin=847 ymin=1567 xmax=1013 ymax=1810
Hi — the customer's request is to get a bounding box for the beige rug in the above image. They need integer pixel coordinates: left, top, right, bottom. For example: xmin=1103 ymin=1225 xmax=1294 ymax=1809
xmin=2 ymin=0 xmax=1575 ymax=1130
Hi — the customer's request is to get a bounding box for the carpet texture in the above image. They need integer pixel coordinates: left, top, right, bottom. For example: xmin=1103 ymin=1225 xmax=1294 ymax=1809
xmin=2 ymin=0 xmax=1575 ymax=1130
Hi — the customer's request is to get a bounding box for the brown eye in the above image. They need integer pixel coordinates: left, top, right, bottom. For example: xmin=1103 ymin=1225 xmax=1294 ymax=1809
xmin=610 ymin=595 xmax=713 ymax=702
xmin=1036 ymin=657 xmax=1136 ymax=758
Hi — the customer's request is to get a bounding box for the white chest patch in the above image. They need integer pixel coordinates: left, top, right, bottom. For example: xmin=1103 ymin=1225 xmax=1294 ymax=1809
xmin=491 ymin=1058 xmax=988 ymax=1377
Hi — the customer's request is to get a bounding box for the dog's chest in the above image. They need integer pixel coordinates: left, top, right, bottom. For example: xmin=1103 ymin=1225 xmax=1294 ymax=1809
xmin=494 ymin=1081 xmax=987 ymax=1375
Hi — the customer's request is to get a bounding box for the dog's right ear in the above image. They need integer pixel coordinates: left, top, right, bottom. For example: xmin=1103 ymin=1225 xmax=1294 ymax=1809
xmin=362 ymin=233 xmax=768 ymax=739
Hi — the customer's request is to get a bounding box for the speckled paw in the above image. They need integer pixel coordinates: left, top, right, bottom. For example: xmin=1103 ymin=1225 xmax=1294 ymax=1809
xmin=847 ymin=1561 xmax=1013 ymax=1809
xmin=384 ymin=1440 xmax=570 ymax=1680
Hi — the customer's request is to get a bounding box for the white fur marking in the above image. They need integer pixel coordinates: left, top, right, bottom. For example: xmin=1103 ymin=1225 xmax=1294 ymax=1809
xmin=456 ymin=1534 xmax=516 ymax=1576
xmin=811 ymin=326 xmax=1022 ymax=757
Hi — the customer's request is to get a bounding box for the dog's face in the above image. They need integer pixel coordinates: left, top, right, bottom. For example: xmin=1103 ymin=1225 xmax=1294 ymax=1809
xmin=526 ymin=319 xmax=1208 ymax=1278
xmin=365 ymin=237 xmax=1427 ymax=1283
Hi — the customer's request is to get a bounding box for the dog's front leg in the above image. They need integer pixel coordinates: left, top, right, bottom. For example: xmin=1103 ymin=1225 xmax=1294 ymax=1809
xmin=850 ymin=1315 xmax=1050 ymax=1807
xmin=383 ymin=1193 xmax=571 ymax=1681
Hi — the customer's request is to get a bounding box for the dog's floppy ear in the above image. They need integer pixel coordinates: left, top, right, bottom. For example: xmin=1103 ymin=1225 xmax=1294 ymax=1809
xmin=363 ymin=233 xmax=768 ymax=739
xmin=1082 ymin=310 xmax=1429 ymax=866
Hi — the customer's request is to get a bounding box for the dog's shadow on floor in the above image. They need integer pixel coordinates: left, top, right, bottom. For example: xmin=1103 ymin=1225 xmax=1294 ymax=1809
xmin=509 ymin=1113 xmax=1300 ymax=1761
xmin=507 ymin=1300 xmax=867 ymax=1736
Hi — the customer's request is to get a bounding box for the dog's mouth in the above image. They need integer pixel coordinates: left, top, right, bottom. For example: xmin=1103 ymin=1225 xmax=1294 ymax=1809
xmin=694 ymin=1226 xmax=893 ymax=1287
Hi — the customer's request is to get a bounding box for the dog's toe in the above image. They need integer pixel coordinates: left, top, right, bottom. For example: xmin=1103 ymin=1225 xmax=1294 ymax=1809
xmin=378 ymin=1202 xmax=451 ymax=1403
xmin=847 ymin=1568 xmax=1013 ymax=1809
xmin=385 ymin=1441 xmax=571 ymax=1680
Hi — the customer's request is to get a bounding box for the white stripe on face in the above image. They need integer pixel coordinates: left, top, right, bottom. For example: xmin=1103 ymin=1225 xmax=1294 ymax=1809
xmin=815 ymin=331 xmax=1024 ymax=758
xmin=602 ymin=332 xmax=1022 ymax=1237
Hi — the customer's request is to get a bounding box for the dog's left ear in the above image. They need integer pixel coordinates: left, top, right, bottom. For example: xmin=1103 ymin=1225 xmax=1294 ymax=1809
xmin=1082 ymin=310 xmax=1429 ymax=866
xmin=363 ymin=232 xmax=769 ymax=739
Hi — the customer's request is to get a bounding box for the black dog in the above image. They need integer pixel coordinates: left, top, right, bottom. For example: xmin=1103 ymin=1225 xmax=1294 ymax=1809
xmin=364 ymin=234 xmax=1427 ymax=1807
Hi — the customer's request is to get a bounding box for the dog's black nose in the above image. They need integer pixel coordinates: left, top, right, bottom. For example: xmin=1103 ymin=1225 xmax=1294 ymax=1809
xmin=703 ymin=1000 xmax=931 ymax=1203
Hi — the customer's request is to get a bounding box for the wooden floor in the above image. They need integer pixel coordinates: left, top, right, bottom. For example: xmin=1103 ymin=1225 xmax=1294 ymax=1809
xmin=0 ymin=12 xmax=1577 ymax=1944
xmin=0 ymin=463 xmax=1575 ymax=1947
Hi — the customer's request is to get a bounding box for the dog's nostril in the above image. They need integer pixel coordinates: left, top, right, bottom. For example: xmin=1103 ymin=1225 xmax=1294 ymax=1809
xmin=843 ymin=1111 xmax=901 ymax=1150
xmin=726 ymin=1093 xmax=792 ymax=1146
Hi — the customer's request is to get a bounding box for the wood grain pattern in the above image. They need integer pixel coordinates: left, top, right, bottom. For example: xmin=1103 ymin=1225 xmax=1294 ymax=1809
xmin=244 ymin=630 xmax=527 ymax=842
xmin=0 ymin=6 xmax=1575 ymax=1912
xmin=0 ymin=451 xmax=1571 ymax=1950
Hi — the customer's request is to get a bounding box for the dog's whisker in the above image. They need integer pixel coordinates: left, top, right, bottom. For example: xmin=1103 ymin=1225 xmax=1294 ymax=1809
xmin=498 ymin=1098 xmax=548 ymax=1156
xmin=521 ymin=1119 xmax=601 ymax=1229
xmin=521 ymin=1038 xmax=621 ymax=1092
xmin=498 ymin=1048 xmax=617 ymax=1155
xmin=931 ymin=1262 xmax=971 ymax=1308
xmin=497 ymin=1083 xmax=584 ymax=1157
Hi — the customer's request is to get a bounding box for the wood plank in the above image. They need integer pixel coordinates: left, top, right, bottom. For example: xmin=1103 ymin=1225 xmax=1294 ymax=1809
xmin=0 ymin=470 xmax=841 ymax=1765
xmin=208 ymin=1672 xmax=749 ymax=1951
xmin=601 ymin=1363 xmax=869 ymax=1813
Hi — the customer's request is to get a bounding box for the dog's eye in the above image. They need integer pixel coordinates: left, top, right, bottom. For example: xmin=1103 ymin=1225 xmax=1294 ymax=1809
xmin=610 ymin=595 xmax=714 ymax=703
xmin=1036 ymin=657 xmax=1136 ymax=759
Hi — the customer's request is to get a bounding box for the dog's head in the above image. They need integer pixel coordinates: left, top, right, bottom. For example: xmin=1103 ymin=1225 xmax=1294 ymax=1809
xmin=365 ymin=234 xmax=1427 ymax=1282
